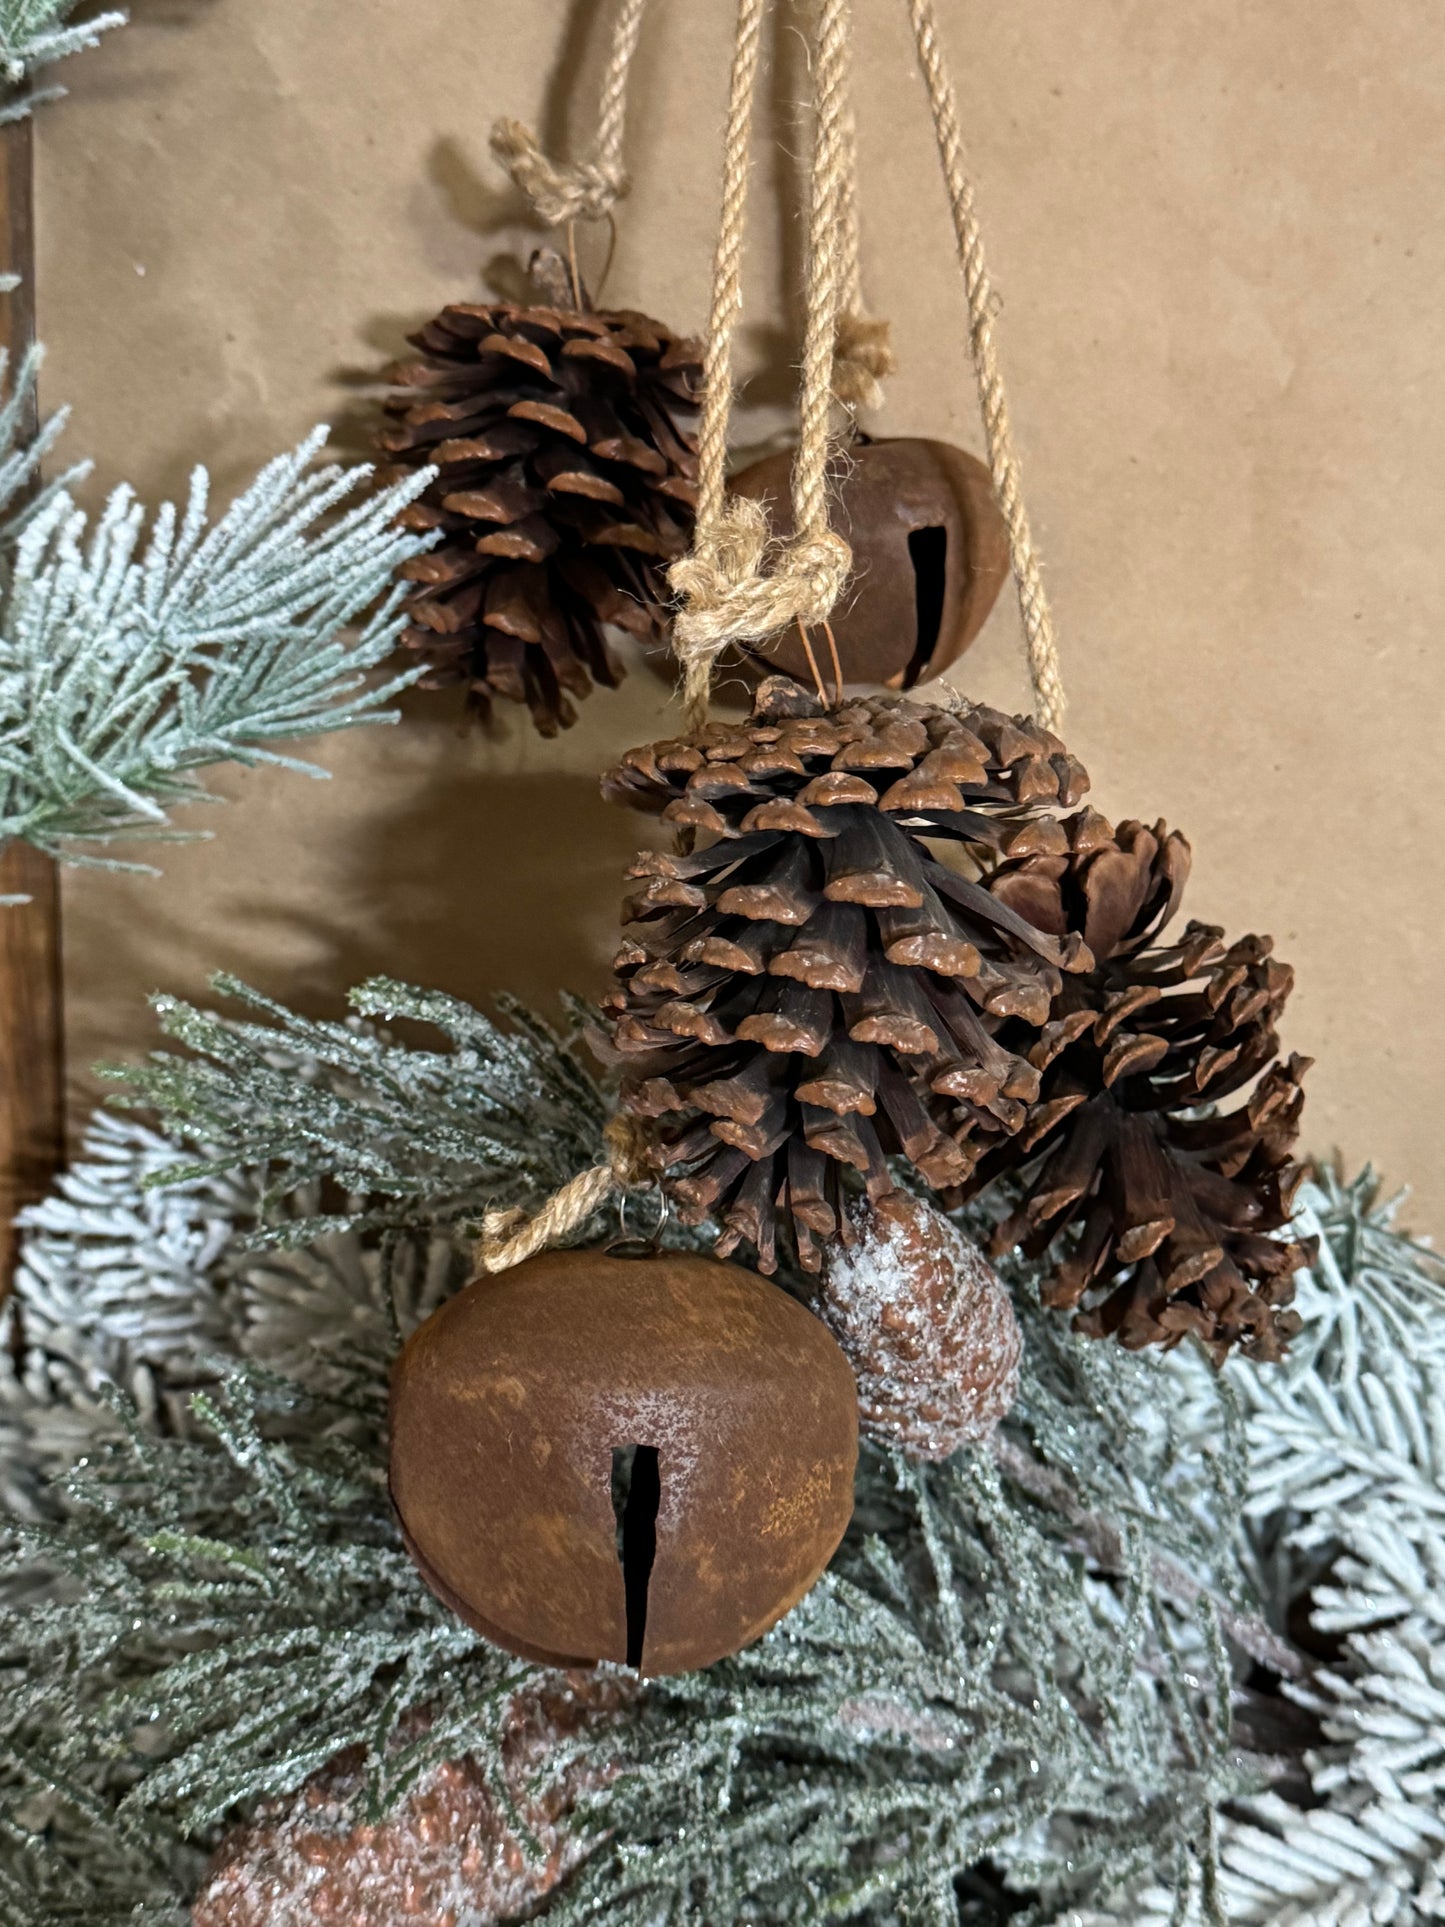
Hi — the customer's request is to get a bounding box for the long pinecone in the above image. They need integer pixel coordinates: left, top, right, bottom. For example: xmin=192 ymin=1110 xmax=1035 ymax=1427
xmin=594 ymin=679 xmax=1091 ymax=1273
xmin=193 ymin=1678 xmax=628 ymax=1926
xmin=973 ymin=810 xmax=1312 ymax=1360
xmin=378 ymin=293 xmax=701 ymax=734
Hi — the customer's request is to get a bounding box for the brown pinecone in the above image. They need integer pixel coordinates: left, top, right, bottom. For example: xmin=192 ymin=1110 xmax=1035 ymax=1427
xmin=192 ymin=1676 xmax=629 ymax=1927
xmin=378 ymin=288 xmax=701 ymax=734
xmin=593 ymin=677 xmax=1091 ymax=1273
xmin=972 ymin=809 xmax=1313 ymax=1361
xmin=819 ymin=1192 xmax=1021 ymax=1459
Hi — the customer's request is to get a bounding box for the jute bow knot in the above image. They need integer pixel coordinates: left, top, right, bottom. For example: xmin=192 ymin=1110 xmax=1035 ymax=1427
xmin=670 ymin=501 xmax=852 ymax=720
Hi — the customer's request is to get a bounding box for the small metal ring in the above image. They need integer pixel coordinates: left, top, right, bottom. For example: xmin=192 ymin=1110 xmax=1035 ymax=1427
xmin=605 ymin=1184 xmax=670 ymax=1258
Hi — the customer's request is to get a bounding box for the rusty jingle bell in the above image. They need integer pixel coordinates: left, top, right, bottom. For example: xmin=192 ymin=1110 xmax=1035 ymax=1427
xmin=389 ymin=1247 xmax=859 ymax=1676
xmin=724 ymin=436 xmax=1011 ymax=692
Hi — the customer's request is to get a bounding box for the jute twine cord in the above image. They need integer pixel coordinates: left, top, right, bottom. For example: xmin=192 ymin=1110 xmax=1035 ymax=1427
xmin=670 ymin=0 xmax=856 ymax=729
xmin=474 ymin=1114 xmax=654 ymax=1274
xmin=904 ymin=0 xmax=1065 ymax=733
xmin=476 ymin=1 xmax=1069 ymax=1276
xmin=832 ymin=86 xmax=897 ymax=411
xmin=490 ymin=0 xmax=649 ymax=227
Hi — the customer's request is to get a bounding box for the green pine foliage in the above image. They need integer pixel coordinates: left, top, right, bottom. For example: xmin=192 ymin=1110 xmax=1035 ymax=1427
xmin=0 ymin=978 xmax=1440 ymax=1923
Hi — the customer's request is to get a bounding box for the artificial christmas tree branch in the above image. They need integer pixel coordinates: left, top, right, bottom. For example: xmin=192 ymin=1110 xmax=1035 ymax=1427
xmin=2 ymin=968 xmax=1440 ymax=1920
xmin=0 ymin=114 xmax=62 ymax=1286
xmin=0 ymin=0 xmax=124 ymax=121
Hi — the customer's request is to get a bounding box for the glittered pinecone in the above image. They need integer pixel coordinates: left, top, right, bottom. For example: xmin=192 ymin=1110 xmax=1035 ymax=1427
xmin=378 ymin=285 xmax=701 ymax=734
xmin=973 ymin=809 xmax=1312 ymax=1360
xmin=820 ymin=1192 xmax=1021 ymax=1458
xmin=192 ymin=1678 xmax=628 ymax=1927
xmin=594 ymin=677 xmax=1092 ymax=1273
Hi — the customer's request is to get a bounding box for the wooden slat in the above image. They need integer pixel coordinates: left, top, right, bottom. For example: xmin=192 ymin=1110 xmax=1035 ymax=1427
xmin=0 ymin=114 xmax=66 ymax=1289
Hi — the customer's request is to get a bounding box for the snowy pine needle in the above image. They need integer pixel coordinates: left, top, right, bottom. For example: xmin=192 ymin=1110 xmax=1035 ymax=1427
xmin=0 ymin=424 xmax=435 ymax=869
xmin=1094 ymin=1171 xmax=1445 ymax=1927
xmin=0 ymin=0 xmax=125 ymax=118
xmin=107 ymin=975 xmax=612 ymax=1235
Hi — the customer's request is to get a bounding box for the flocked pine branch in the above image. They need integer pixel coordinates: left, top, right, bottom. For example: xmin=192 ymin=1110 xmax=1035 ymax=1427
xmin=1096 ymin=1171 xmax=1445 ymax=1927
xmin=0 ymin=1373 xmax=539 ymax=1923
xmin=106 ymin=974 xmax=612 ymax=1235
xmin=1 ymin=983 xmax=1268 ymax=1923
xmin=0 ymin=0 xmax=125 ymax=120
xmin=0 ymin=303 xmax=75 ymax=538
xmin=7 ymin=977 xmax=1445 ymax=1922
xmin=0 ymin=427 xmax=435 ymax=869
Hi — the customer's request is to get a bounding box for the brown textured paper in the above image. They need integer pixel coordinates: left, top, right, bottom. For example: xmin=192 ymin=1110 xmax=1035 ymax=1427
xmin=35 ymin=0 xmax=1444 ymax=1237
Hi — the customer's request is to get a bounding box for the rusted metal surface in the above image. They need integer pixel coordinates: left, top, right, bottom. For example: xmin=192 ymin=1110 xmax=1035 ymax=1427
xmin=726 ymin=437 xmax=1010 ymax=692
xmin=390 ymin=1247 xmax=858 ymax=1676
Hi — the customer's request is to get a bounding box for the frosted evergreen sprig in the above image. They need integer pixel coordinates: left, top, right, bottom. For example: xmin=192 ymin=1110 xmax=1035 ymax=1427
xmin=107 ymin=974 xmax=613 ymax=1235
xmin=1099 ymin=1171 xmax=1445 ymax=1927
xmin=0 ymin=430 xmax=436 ymax=869
xmin=0 ymin=318 xmax=76 ymax=539
xmin=0 ymin=1372 xmax=537 ymax=1924
xmin=0 ymin=0 xmax=125 ymax=120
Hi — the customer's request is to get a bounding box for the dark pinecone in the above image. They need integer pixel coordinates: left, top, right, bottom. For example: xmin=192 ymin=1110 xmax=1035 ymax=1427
xmin=593 ymin=678 xmax=1091 ymax=1274
xmin=378 ymin=293 xmax=701 ymax=734
xmin=972 ymin=809 xmax=1312 ymax=1361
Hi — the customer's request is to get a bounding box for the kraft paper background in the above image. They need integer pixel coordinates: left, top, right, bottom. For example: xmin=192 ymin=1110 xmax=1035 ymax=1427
xmin=36 ymin=1 xmax=1444 ymax=1237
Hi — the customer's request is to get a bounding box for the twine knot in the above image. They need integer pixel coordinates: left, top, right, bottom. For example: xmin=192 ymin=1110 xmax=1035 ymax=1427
xmin=490 ymin=117 xmax=631 ymax=228
xmin=831 ymin=311 xmax=896 ymax=410
xmin=473 ymin=1112 xmax=656 ymax=1276
xmin=670 ymin=498 xmax=852 ymax=724
xmin=601 ymin=1110 xmax=655 ymax=1188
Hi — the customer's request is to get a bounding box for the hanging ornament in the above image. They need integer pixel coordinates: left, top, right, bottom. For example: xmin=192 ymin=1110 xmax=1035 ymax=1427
xmin=389 ymin=1246 xmax=858 ymax=1675
xmin=722 ymin=437 xmax=1011 ymax=695
xmin=593 ymin=676 xmax=1091 ymax=1274
xmin=819 ymin=1192 xmax=1020 ymax=1460
xmin=376 ymin=259 xmax=702 ymax=735
xmin=971 ymin=810 xmax=1312 ymax=1360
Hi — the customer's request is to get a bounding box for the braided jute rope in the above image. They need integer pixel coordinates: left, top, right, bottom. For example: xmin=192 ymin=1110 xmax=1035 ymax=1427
xmin=905 ymin=0 xmax=1065 ymax=733
xmin=491 ymin=0 xmax=649 ymax=227
xmin=671 ymin=0 xmax=857 ymax=729
xmin=473 ymin=1114 xmax=654 ymax=1275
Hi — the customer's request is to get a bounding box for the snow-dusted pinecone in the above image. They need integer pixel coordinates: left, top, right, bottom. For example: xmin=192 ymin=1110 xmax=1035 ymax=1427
xmin=819 ymin=1192 xmax=1021 ymax=1459
xmin=191 ymin=1677 xmax=628 ymax=1926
